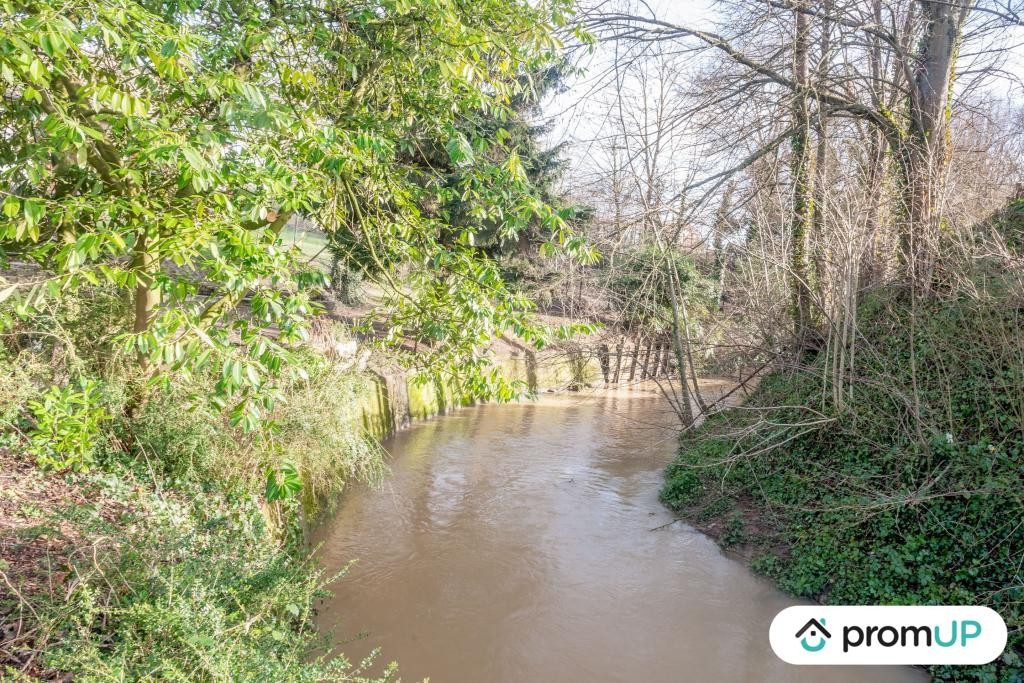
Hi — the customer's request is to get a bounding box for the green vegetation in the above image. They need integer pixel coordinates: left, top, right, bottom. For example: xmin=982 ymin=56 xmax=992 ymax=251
xmin=604 ymin=246 xmax=717 ymax=336
xmin=0 ymin=295 xmax=392 ymax=678
xmin=0 ymin=0 xmax=589 ymax=415
xmin=4 ymin=0 xmax=1020 ymax=678
xmin=0 ymin=0 xmax=589 ymax=678
xmin=663 ymin=293 xmax=1024 ymax=680
xmin=10 ymin=473 xmax=394 ymax=682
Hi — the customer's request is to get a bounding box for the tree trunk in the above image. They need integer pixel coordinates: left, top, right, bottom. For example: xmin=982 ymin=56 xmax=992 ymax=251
xmin=132 ymin=227 xmax=159 ymax=369
xmin=900 ymin=0 xmax=971 ymax=292
xmin=650 ymin=343 xmax=663 ymax=379
xmin=678 ymin=290 xmax=708 ymax=414
xmin=811 ymin=1 xmax=832 ymax=309
xmin=790 ymin=3 xmax=814 ymax=348
xmin=859 ymin=0 xmax=886 ymax=293
xmin=712 ymin=184 xmax=734 ymax=311
xmin=666 ymin=263 xmax=696 ymax=427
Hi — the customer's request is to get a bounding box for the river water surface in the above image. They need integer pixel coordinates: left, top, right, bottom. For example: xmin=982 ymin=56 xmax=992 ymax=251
xmin=315 ymin=385 xmax=924 ymax=682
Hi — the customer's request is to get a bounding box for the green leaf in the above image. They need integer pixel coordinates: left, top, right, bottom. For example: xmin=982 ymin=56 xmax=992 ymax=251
xmin=265 ymin=460 xmax=302 ymax=502
xmin=445 ymin=133 xmax=475 ymax=167
xmin=2 ymin=196 xmax=20 ymax=218
xmin=23 ymin=199 xmax=44 ymax=231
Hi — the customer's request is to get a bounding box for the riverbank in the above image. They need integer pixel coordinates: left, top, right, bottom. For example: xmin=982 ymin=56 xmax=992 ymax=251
xmin=0 ymin=309 xmax=611 ymax=679
xmin=0 ymin=325 xmax=401 ymax=679
xmin=661 ymin=293 xmax=1024 ymax=682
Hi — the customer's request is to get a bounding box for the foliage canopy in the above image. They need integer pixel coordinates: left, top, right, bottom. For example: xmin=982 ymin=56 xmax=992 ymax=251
xmin=0 ymin=0 xmax=589 ymax=429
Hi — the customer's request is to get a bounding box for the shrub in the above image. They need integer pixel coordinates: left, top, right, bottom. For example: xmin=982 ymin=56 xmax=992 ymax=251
xmin=0 ymin=349 xmax=46 ymax=428
xmin=127 ymin=384 xmax=233 ymax=483
xmin=0 ymin=293 xmax=392 ymax=678
xmin=122 ymin=349 xmax=385 ymax=503
xmin=270 ymin=351 xmax=387 ymax=501
xmin=660 ymin=463 xmax=702 ymax=507
xmin=22 ymin=474 xmax=396 ymax=682
xmin=27 ymin=379 xmax=110 ymax=472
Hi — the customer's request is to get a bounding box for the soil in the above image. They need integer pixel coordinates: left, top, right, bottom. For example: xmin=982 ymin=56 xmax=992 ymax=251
xmin=674 ymin=491 xmax=791 ymax=565
xmin=0 ymin=448 xmax=126 ymax=680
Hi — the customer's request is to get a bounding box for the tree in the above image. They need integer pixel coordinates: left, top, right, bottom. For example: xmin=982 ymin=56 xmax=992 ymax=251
xmin=1 ymin=0 xmax=586 ymax=427
xmin=587 ymin=0 xmax=1024 ymax=294
xmin=790 ymin=1 xmax=814 ymax=346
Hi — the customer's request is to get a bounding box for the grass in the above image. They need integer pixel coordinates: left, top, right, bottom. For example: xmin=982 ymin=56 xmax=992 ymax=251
xmin=124 ymin=346 xmax=387 ymax=504
xmin=1 ymin=461 xmax=396 ymax=682
xmin=281 ymin=224 xmax=331 ymax=270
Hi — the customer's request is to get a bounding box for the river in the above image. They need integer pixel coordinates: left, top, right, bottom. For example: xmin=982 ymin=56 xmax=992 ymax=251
xmin=314 ymin=384 xmax=924 ymax=682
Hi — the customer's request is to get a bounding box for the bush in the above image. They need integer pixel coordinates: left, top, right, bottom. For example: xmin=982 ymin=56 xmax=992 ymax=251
xmin=27 ymin=379 xmax=111 ymax=472
xmin=121 ymin=349 xmax=385 ymax=502
xmin=0 ymin=349 xmax=47 ymax=428
xmin=660 ymin=462 xmax=702 ymax=508
xmin=270 ymin=351 xmax=387 ymax=501
xmin=126 ymin=384 xmax=233 ymax=484
xmin=19 ymin=474 xmax=396 ymax=682
xmin=0 ymin=290 xmax=393 ymax=678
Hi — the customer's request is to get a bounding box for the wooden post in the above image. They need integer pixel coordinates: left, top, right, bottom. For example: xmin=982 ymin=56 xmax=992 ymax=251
xmin=612 ymin=336 xmax=625 ymax=384
xmin=641 ymin=340 xmax=654 ymax=379
xmin=598 ymin=343 xmax=611 ymax=384
xmin=628 ymin=339 xmax=640 ymax=382
xmin=652 ymin=343 xmax=664 ymax=378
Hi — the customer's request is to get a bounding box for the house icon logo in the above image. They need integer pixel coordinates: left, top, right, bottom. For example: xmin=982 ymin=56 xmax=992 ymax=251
xmin=795 ymin=618 xmax=831 ymax=652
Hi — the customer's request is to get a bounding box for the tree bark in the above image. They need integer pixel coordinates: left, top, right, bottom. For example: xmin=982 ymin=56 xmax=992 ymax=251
xmin=678 ymin=289 xmax=708 ymax=414
xmin=790 ymin=3 xmax=814 ymax=347
xmin=811 ymin=0 xmax=832 ymax=308
xmin=859 ymin=0 xmax=887 ymax=292
xmin=666 ymin=262 xmax=696 ymax=426
xmin=898 ymin=0 xmax=972 ymax=292
xmin=132 ymin=227 xmax=159 ymax=369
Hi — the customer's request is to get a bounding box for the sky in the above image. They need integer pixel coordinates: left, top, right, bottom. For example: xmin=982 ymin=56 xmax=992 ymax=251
xmin=541 ymin=0 xmax=722 ymax=214
xmin=545 ymin=0 xmax=718 ymax=149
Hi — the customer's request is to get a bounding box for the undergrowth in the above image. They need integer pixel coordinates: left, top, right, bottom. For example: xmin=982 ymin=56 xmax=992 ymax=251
xmin=0 ymin=290 xmax=392 ymax=680
xmin=2 ymin=470 xmax=395 ymax=682
xmin=124 ymin=348 xmax=387 ymax=503
xmin=663 ymin=293 xmax=1024 ymax=682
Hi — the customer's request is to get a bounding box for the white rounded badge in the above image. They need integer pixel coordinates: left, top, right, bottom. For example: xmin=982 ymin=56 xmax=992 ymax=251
xmin=769 ymin=605 xmax=1007 ymax=665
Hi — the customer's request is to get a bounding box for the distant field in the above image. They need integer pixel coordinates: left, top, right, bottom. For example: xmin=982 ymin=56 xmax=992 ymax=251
xmin=281 ymin=223 xmax=331 ymax=269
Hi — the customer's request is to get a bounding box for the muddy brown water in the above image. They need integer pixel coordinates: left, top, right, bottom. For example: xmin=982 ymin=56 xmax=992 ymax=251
xmin=314 ymin=384 xmax=925 ymax=682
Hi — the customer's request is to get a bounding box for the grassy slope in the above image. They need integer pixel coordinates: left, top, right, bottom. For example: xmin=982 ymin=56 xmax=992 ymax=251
xmin=0 ymin=458 xmax=376 ymax=682
xmin=663 ymin=293 xmax=1024 ymax=681
xmin=0 ymin=318 xmax=392 ymax=680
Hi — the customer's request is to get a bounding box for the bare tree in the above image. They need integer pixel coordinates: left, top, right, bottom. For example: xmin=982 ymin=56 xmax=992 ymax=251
xmin=586 ymin=0 xmax=1024 ymax=294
